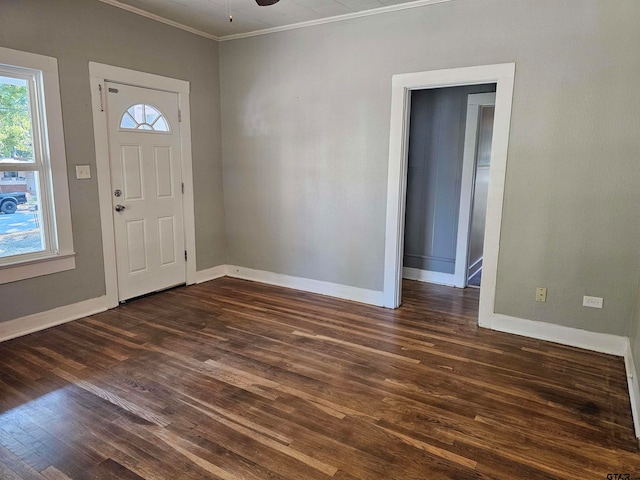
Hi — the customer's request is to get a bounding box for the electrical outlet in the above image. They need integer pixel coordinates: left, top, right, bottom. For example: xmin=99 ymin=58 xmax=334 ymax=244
xmin=583 ymin=296 xmax=603 ymax=309
xmin=535 ymin=287 xmax=547 ymax=302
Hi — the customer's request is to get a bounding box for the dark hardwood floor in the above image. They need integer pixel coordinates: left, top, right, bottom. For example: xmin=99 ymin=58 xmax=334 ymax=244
xmin=0 ymin=278 xmax=638 ymax=479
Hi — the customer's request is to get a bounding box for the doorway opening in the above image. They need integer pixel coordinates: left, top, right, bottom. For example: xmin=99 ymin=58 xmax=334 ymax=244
xmin=402 ymin=85 xmax=496 ymax=292
xmin=383 ymin=63 xmax=515 ymax=329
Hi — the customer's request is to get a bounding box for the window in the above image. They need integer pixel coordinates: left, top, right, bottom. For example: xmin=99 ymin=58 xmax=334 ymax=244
xmin=0 ymin=47 xmax=74 ymax=284
xmin=120 ymin=104 xmax=170 ymax=132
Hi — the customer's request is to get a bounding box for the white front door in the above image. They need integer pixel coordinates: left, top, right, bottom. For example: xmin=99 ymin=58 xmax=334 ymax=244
xmin=106 ymin=82 xmax=185 ymax=301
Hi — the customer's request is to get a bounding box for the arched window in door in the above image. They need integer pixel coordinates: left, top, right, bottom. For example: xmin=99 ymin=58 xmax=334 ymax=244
xmin=120 ymin=104 xmax=170 ymax=132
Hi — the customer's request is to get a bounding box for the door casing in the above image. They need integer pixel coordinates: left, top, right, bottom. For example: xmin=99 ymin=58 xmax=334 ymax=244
xmin=89 ymin=62 xmax=197 ymax=308
xmin=455 ymin=92 xmax=496 ymax=288
xmin=383 ymin=63 xmax=515 ymax=330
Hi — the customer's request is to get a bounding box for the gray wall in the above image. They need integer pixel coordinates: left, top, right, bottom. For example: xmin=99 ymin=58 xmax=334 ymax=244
xmin=220 ymin=0 xmax=640 ymax=336
xmin=403 ymin=85 xmax=494 ymax=275
xmin=0 ymin=0 xmax=225 ymax=322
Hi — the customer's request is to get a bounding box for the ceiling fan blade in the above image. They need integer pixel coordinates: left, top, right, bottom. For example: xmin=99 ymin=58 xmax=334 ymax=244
xmin=255 ymin=0 xmax=280 ymax=5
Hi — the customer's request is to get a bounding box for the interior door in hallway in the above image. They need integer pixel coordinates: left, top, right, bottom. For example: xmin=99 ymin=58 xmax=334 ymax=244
xmin=464 ymin=93 xmax=496 ymax=287
xmin=402 ymin=84 xmax=496 ymax=288
xmin=106 ymin=82 xmax=185 ymax=301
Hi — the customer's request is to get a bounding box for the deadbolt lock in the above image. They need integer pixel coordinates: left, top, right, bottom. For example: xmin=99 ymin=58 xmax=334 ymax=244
xmin=114 ymin=189 xmax=122 ymax=197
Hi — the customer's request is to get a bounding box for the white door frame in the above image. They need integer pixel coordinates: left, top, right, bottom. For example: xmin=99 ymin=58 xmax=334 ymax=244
xmin=383 ymin=63 xmax=515 ymax=329
xmin=89 ymin=62 xmax=197 ymax=308
xmin=455 ymin=92 xmax=496 ymax=288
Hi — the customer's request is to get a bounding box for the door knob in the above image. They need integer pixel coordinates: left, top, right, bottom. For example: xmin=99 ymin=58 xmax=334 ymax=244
xmin=115 ymin=204 xmax=126 ymax=212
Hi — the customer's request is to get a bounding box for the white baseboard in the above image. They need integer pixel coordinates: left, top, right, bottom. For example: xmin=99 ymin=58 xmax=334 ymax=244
xmin=226 ymin=265 xmax=385 ymax=306
xmin=481 ymin=312 xmax=628 ymax=356
xmin=0 ymin=295 xmax=109 ymax=343
xmin=624 ymin=340 xmax=640 ymax=439
xmin=194 ymin=264 xmax=227 ymax=284
xmin=403 ymin=266 xmax=457 ymax=287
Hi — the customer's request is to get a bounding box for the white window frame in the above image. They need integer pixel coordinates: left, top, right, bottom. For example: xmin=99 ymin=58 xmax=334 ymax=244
xmin=0 ymin=47 xmax=74 ymax=284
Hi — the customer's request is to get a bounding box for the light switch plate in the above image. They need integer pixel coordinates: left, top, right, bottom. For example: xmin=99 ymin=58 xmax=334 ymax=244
xmin=75 ymin=165 xmax=91 ymax=179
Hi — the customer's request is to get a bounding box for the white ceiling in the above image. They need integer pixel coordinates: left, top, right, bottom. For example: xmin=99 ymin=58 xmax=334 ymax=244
xmin=100 ymin=0 xmax=432 ymax=40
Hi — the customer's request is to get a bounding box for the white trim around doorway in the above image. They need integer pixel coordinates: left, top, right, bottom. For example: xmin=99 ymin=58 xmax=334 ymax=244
xmin=88 ymin=62 xmax=196 ymax=308
xmin=454 ymin=92 xmax=496 ymax=289
xmin=383 ymin=63 xmax=516 ymax=331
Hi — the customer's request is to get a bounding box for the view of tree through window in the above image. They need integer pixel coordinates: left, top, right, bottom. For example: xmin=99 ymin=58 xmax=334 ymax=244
xmin=0 ymin=75 xmax=45 ymax=259
xmin=0 ymin=80 xmax=33 ymax=159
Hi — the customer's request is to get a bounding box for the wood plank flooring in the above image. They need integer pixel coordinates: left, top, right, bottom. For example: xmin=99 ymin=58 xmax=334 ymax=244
xmin=0 ymin=277 xmax=639 ymax=479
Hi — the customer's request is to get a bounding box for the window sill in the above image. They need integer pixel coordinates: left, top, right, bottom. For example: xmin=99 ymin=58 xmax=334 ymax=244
xmin=0 ymin=253 xmax=76 ymax=285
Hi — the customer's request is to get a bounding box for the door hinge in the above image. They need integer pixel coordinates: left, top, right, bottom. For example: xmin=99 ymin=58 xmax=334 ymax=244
xmin=178 ymin=110 xmax=182 ymax=122
xmin=98 ymin=84 xmax=104 ymax=112
xmin=184 ymin=250 xmax=188 ymax=261
xmin=181 ymin=182 xmax=184 ymax=194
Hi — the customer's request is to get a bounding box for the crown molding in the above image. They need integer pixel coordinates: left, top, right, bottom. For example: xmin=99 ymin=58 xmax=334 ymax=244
xmin=97 ymin=0 xmax=220 ymax=41
xmin=97 ymin=0 xmax=453 ymax=43
xmin=219 ymin=0 xmax=451 ymax=41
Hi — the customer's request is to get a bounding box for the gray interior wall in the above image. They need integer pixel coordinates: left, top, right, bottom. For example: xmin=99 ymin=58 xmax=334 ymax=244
xmin=220 ymin=0 xmax=640 ymax=336
xmin=0 ymin=0 xmax=224 ymax=322
xmin=403 ymin=85 xmax=494 ymax=275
